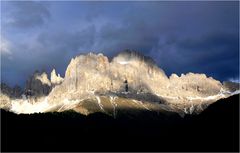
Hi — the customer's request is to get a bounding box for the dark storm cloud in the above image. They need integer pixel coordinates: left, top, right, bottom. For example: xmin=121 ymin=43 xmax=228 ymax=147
xmin=93 ymin=1 xmax=239 ymax=82
xmin=35 ymin=25 xmax=97 ymax=71
xmin=97 ymin=22 xmax=160 ymax=57
xmin=147 ymin=31 xmax=239 ymax=81
xmin=178 ymin=32 xmax=239 ymax=52
xmin=1 ymin=1 xmax=239 ymax=86
xmin=1 ymin=25 xmax=97 ymax=86
xmin=2 ymin=1 xmax=50 ymax=28
xmin=162 ymin=32 xmax=239 ymax=81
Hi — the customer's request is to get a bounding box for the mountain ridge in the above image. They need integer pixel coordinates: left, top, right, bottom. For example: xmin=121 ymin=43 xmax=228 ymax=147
xmin=0 ymin=50 xmax=239 ymax=116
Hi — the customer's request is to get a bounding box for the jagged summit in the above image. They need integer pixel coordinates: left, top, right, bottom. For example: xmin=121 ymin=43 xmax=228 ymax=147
xmin=51 ymin=69 xmax=64 ymax=85
xmin=68 ymin=50 xmax=158 ymax=68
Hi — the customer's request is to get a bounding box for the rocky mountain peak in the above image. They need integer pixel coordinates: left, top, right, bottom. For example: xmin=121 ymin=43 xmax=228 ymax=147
xmin=34 ymin=71 xmax=51 ymax=86
xmin=50 ymin=69 xmax=64 ymax=85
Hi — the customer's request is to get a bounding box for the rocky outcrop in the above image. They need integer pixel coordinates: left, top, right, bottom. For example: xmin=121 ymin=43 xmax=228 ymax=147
xmin=48 ymin=53 xmax=111 ymax=103
xmin=168 ymin=73 xmax=222 ymax=97
xmin=50 ymin=69 xmax=64 ymax=85
xmin=0 ymin=93 xmax=11 ymax=110
xmin=25 ymin=71 xmax=52 ymax=97
xmin=24 ymin=69 xmax=63 ymax=97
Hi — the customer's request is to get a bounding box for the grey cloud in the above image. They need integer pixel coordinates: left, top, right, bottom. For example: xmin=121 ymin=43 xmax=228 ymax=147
xmin=1 ymin=24 xmax=98 ymax=87
xmin=0 ymin=37 xmax=12 ymax=56
xmin=149 ymin=32 xmax=239 ymax=81
xmin=4 ymin=1 xmax=50 ymax=28
xmin=96 ymin=20 xmax=160 ymax=57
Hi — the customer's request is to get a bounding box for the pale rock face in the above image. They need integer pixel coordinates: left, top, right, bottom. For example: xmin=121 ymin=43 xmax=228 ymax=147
xmin=110 ymin=51 xmax=169 ymax=94
xmin=49 ymin=53 xmax=111 ymax=103
xmin=35 ymin=72 xmax=51 ymax=86
xmin=48 ymin=51 xmax=170 ymax=103
xmin=0 ymin=93 xmax=11 ymax=110
xmin=48 ymin=51 xmax=225 ymax=107
xmin=50 ymin=69 xmax=64 ymax=85
xmin=168 ymin=73 xmax=222 ymax=97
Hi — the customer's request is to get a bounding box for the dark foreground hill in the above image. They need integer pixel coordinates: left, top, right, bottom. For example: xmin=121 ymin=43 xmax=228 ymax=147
xmin=1 ymin=94 xmax=239 ymax=152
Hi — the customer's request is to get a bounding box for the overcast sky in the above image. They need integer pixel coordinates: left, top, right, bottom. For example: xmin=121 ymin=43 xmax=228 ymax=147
xmin=1 ymin=1 xmax=239 ymax=87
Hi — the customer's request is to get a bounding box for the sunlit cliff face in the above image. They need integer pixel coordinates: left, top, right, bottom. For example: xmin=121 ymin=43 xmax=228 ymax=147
xmin=1 ymin=51 xmax=239 ymax=116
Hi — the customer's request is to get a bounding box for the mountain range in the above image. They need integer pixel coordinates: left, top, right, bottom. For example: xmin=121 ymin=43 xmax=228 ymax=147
xmin=1 ymin=50 xmax=239 ymax=117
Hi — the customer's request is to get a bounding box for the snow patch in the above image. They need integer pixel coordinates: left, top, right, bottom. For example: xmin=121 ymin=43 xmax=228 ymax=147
xmin=118 ymin=61 xmax=129 ymax=65
xmin=58 ymin=99 xmax=82 ymax=112
xmin=96 ymin=96 xmax=105 ymax=111
xmin=110 ymin=96 xmax=118 ymax=118
xmin=132 ymin=99 xmax=150 ymax=111
xmin=230 ymin=90 xmax=240 ymax=96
